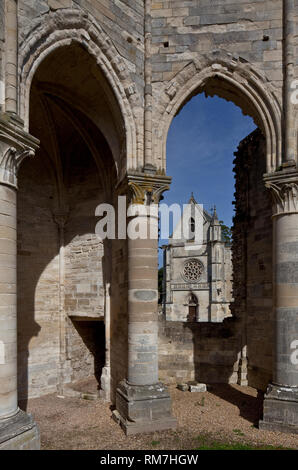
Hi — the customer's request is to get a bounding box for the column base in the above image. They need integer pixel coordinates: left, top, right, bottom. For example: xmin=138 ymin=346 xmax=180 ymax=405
xmin=100 ymin=366 xmax=111 ymax=401
xmin=115 ymin=380 xmax=177 ymax=435
xmin=237 ymin=357 xmax=248 ymax=386
xmin=259 ymin=383 xmax=298 ymax=434
xmin=0 ymin=409 xmax=40 ymax=450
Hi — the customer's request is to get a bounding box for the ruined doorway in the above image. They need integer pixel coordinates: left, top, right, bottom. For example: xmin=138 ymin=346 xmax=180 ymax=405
xmin=159 ymin=84 xmax=272 ymax=394
xmin=187 ymin=293 xmax=198 ymax=322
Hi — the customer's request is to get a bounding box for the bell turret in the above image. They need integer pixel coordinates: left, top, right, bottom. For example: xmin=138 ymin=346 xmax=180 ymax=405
xmin=210 ymin=205 xmax=222 ymax=241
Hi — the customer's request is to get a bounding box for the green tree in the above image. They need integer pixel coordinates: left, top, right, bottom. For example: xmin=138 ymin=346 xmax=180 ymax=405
xmin=219 ymin=220 xmax=232 ymax=245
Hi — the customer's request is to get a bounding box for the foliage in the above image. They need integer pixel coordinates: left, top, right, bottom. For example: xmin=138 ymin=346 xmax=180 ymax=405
xmin=219 ymin=220 xmax=232 ymax=244
xmin=195 ymin=434 xmax=291 ymax=450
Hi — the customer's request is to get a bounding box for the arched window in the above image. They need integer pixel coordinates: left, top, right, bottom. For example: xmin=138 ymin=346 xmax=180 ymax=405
xmin=188 ymin=292 xmax=198 ymax=322
xmin=189 ymin=217 xmax=195 ymax=240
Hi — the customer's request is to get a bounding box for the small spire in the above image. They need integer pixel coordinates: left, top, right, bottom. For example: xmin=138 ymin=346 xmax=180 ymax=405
xmin=212 ymin=205 xmax=219 ymax=222
xmin=189 ymin=192 xmax=197 ymax=204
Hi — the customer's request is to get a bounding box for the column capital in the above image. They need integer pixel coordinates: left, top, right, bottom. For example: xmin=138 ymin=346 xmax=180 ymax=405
xmin=0 ymin=116 xmax=39 ymax=189
xmin=117 ymin=171 xmax=172 ymax=205
xmin=264 ymin=169 xmax=298 ymax=216
xmin=52 ymin=209 xmax=69 ymax=229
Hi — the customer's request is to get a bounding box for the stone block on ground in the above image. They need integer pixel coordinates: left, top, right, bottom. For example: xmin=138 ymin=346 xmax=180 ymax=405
xmin=177 ymin=383 xmax=189 ymax=391
xmin=189 ymin=382 xmax=207 ymax=392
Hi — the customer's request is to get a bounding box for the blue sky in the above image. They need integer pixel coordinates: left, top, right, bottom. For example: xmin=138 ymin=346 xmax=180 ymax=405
xmin=158 ymin=93 xmax=256 ymax=266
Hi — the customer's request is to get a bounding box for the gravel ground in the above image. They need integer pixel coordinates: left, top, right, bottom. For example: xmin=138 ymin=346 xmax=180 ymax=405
xmin=25 ymin=384 xmax=298 ymax=450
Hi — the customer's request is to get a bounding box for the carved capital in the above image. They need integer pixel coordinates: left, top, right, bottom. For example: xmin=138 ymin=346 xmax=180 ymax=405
xmin=0 ymin=146 xmax=34 ymax=188
xmin=0 ymin=117 xmax=39 ymax=189
xmin=53 ymin=210 xmax=69 ymax=229
xmin=264 ymin=170 xmax=298 ymax=216
xmin=120 ymin=172 xmax=172 ymax=205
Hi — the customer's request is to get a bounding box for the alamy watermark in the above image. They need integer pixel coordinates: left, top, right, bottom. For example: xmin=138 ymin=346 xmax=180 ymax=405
xmin=95 ymin=196 xmax=204 ymax=250
xmin=291 ymin=80 xmax=298 ymax=105
xmin=290 ymin=340 xmax=298 ymax=365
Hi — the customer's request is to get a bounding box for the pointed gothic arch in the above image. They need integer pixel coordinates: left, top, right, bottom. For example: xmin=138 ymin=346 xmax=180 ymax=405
xmin=18 ymin=8 xmax=140 ymax=172
xmin=153 ymin=50 xmax=282 ymax=174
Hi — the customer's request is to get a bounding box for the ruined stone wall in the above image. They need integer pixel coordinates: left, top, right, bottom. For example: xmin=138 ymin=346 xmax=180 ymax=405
xmin=150 ymin=0 xmax=283 ymax=170
xmin=109 ymin=203 xmax=128 ymax=401
xmin=233 ymin=129 xmax=273 ymax=391
xmin=63 ymin=147 xmax=106 ymax=386
xmin=17 ymin=154 xmax=60 ymax=400
xmin=151 ymin=0 xmax=283 ymax=82
xmin=64 ymin=147 xmax=105 ymax=323
xmin=158 ymin=129 xmax=273 ymax=390
xmin=13 ymin=0 xmax=284 ymax=401
xmin=67 ymin=320 xmax=105 ymax=385
xmin=17 ymin=139 xmax=110 ymax=398
xmin=158 ymin=312 xmax=239 ymax=385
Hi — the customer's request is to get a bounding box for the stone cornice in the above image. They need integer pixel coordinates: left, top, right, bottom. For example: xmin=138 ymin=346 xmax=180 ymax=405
xmin=264 ymin=168 xmax=298 ymax=216
xmin=117 ymin=170 xmax=172 ymax=205
xmin=0 ymin=116 xmax=39 ymax=189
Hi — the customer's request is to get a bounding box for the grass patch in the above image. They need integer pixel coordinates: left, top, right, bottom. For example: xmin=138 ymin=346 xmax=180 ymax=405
xmin=151 ymin=440 xmax=160 ymax=447
xmin=195 ymin=434 xmax=292 ymax=450
xmin=195 ymin=397 xmax=205 ymax=407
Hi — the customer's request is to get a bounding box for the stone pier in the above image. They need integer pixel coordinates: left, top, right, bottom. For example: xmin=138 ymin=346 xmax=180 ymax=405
xmin=260 ymin=168 xmax=298 ymax=434
xmin=115 ymin=172 xmax=177 ymax=435
xmin=0 ymin=117 xmax=39 ymax=449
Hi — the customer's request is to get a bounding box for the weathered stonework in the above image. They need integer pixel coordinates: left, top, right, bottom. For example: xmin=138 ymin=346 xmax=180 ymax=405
xmin=157 ymin=128 xmax=292 ymax=399
xmin=232 ymin=129 xmax=273 ymax=391
xmin=0 ymin=409 xmax=39 ymax=450
xmin=260 ymin=166 xmax=298 ymax=434
xmin=158 ymin=312 xmax=240 ymax=386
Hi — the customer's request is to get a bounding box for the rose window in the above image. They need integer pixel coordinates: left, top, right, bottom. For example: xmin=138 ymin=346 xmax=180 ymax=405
xmin=182 ymin=259 xmax=204 ymax=282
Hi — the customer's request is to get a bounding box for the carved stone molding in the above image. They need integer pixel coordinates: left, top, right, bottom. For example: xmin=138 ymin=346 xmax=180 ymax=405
xmin=53 ymin=210 xmax=69 ymax=229
xmin=118 ymin=171 xmax=172 ymax=205
xmin=0 ymin=117 xmax=39 ymax=189
xmin=154 ymin=48 xmax=282 ymax=173
xmin=0 ymin=146 xmax=34 ymax=188
xmin=264 ymin=170 xmax=298 ymax=216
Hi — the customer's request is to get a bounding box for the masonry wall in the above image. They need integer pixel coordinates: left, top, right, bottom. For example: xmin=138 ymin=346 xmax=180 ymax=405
xmin=109 ymin=202 xmax=129 ymax=401
xmin=150 ymin=0 xmax=284 ymax=170
xmin=158 ymin=312 xmax=239 ymax=385
xmin=0 ymin=1 xmax=4 ymax=113
xmin=17 ymin=153 xmax=60 ymax=400
xmin=150 ymin=1 xmax=283 ymax=85
xmin=158 ymin=129 xmax=273 ymax=390
xmin=63 ymin=145 xmax=107 ymax=386
xmin=18 ymin=0 xmax=145 ymax=97
xmin=63 ymin=139 xmax=105 ymax=325
xmin=233 ymin=129 xmax=273 ymax=391
xmin=12 ymin=0 xmax=282 ymax=400
xmin=17 ymin=138 xmax=110 ymax=398
xmin=67 ymin=321 xmax=105 ymax=385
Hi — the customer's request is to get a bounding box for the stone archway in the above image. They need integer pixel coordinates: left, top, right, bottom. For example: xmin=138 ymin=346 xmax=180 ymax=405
xmin=157 ymin=51 xmax=298 ymax=434
xmin=18 ymin=8 xmax=140 ymax=172
xmin=17 ymin=41 xmax=129 ymax=407
xmin=153 ymin=50 xmax=282 ymax=173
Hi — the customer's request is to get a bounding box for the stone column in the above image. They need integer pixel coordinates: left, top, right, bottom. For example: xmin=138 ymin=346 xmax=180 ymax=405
xmin=100 ymin=281 xmax=111 ymax=401
xmin=53 ymin=210 xmax=70 ymax=397
xmin=260 ymin=168 xmax=298 ymax=433
xmin=115 ymin=171 xmax=177 ymax=435
xmin=5 ymin=0 xmax=18 ymax=115
xmin=0 ymin=117 xmax=40 ymax=449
